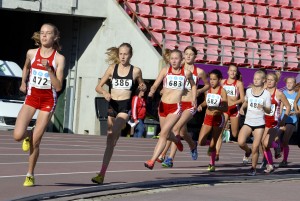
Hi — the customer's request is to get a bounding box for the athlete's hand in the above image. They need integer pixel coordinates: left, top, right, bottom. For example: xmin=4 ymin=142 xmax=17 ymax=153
xmin=41 ymin=59 xmax=51 ymax=72
xmin=197 ymin=105 xmax=202 ymax=112
xmin=257 ymin=104 xmax=264 ymax=110
xmin=19 ymin=82 xmax=27 ymax=94
xmin=192 ymin=100 xmax=197 ymax=110
xmin=239 ymin=108 xmax=245 ymax=115
xmin=138 ymin=83 xmax=147 ymax=91
xmin=103 ymin=91 xmax=111 ymax=101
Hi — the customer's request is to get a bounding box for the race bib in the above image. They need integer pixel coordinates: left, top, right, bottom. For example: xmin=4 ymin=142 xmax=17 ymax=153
xmin=265 ymin=104 xmax=275 ymax=116
xmin=112 ymin=78 xmax=133 ymax=90
xmin=248 ymin=97 xmax=264 ymax=111
xmin=29 ymin=69 xmax=51 ymax=89
xmin=283 ymin=98 xmax=294 ymax=111
xmin=223 ymin=85 xmax=236 ymax=97
xmin=185 ymin=75 xmax=197 ymax=90
xmin=165 ymin=74 xmax=185 ymax=90
xmin=206 ymin=93 xmax=221 ymax=107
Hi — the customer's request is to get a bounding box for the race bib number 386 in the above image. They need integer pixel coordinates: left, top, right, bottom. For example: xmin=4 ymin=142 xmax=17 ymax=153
xmin=29 ymin=69 xmax=51 ymax=89
xmin=112 ymin=78 xmax=133 ymax=90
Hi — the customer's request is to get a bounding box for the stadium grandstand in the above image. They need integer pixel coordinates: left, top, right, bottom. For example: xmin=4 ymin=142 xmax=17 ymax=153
xmin=0 ymin=0 xmax=299 ymax=136
xmin=121 ymin=0 xmax=300 ymax=71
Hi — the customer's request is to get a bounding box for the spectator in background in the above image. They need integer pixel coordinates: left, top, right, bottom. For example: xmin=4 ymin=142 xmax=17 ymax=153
xmin=130 ymin=88 xmax=147 ymax=138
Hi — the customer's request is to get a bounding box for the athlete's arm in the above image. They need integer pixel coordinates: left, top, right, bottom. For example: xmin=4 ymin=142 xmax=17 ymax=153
xmin=294 ymin=91 xmax=300 ymax=115
xmin=186 ymin=70 xmax=197 ymax=108
xmin=278 ymin=91 xmax=291 ymax=126
xmin=261 ymin=92 xmax=271 ymax=114
xmin=234 ymin=80 xmax=245 ymax=105
xmin=196 ymin=68 xmax=209 ymax=96
xmin=48 ymin=53 xmax=65 ymax=92
xmin=20 ymin=49 xmax=33 ymax=93
xmin=239 ymin=96 xmax=248 ymax=116
xmin=95 ymin=65 xmax=113 ymax=101
xmin=134 ymin=67 xmax=147 ymax=91
xmin=198 ymin=91 xmax=207 ymax=112
xmin=148 ymin=67 xmax=167 ymax=97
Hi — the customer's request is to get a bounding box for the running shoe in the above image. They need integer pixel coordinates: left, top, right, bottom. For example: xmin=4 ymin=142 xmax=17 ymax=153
xmin=242 ymin=149 xmax=252 ymax=164
xmin=190 ymin=142 xmax=198 ymax=160
xmin=207 ymin=164 xmax=215 ymax=172
xmin=215 ymin=154 xmax=219 ymax=162
xmin=162 ymin=157 xmax=173 ymax=168
xmin=144 ymin=160 xmax=155 ymax=170
xmin=23 ymin=176 xmax=35 ymax=187
xmin=259 ymin=156 xmax=267 ymax=169
xmin=156 ymin=156 xmax=165 ymax=163
xmin=264 ymin=164 xmax=275 ymax=174
xmin=278 ymin=160 xmax=288 ymax=168
xmin=175 ymin=135 xmax=183 ymax=152
xmin=91 ymin=174 xmax=104 ymax=185
xmin=247 ymin=167 xmax=256 ymax=176
xmin=22 ymin=137 xmax=31 ymax=152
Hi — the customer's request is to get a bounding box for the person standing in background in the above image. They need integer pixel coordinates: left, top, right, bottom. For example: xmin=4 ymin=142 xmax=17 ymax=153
xmin=131 ymin=88 xmax=147 ymax=138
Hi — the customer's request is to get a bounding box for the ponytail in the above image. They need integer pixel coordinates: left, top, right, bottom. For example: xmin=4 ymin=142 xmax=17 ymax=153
xmin=105 ymin=47 xmax=120 ymax=64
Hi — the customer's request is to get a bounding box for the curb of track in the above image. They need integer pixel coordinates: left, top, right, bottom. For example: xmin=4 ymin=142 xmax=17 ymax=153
xmin=10 ymin=171 xmax=300 ymax=201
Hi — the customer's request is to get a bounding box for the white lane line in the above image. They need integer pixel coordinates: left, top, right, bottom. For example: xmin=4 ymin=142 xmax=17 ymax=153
xmin=0 ymin=167 xmax=241 ymax=179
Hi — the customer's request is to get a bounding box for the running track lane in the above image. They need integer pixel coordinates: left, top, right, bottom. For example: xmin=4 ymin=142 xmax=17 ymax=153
xmin=0 ymin=131 xmax=300 ymax=201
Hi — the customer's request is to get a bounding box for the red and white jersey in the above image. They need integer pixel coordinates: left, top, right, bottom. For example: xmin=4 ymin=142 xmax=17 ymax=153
xmin=131 ymin=95 xmax=146 ymax=121
xmin=27 ymin=48 xmax=57 ymax=98
xmin=206 ymin=86 xmax=223 ymax=107
xmin=184 ymin=65 xmax=198 ymax=90
xmin=222 ymin=79 xmax=239 ymax=97
xmin=265 ymin=89 xmax=280 ymax=121
xmin=163 ymin=66 xmax=186 ymax=90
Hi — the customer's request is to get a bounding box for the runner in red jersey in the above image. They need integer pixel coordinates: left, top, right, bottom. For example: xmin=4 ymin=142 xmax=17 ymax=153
xmin=157 ymin=46 xmax=209 ymax=168
xmin=198 ymin=69 xmax=228 ymax=172
xmin=215 ymin=65 xmax=245 ymax=161
xmin=144 ymin=49 xmax=197 ymax=170
xmin=261 ymin=73 xmax=290 ymax=173
xmin=13 ymin=23 xmax=65 ymax=187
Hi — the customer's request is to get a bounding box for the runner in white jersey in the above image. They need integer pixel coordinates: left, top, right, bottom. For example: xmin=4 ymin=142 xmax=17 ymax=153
xmin=157 ymin=46 xmax=209 ymax=168
xmin=238 ymin=70 xmax=271 ymax=176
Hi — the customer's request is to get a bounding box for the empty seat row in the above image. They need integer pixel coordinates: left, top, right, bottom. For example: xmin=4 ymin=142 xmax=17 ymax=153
xmin=126 ymin=0 xmax=300 ymax=11
xmin=137 ymin=17 xmax=300 ymax=45
xmin=126 ymin=3 xmax=300 ymax=33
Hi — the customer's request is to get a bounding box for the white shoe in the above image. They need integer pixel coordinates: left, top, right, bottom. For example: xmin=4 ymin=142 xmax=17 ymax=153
xmin=264 ymin=164 xmax=275 ymax=173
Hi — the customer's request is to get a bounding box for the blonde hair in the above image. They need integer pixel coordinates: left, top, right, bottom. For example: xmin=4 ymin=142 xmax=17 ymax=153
xmin=267 ymin=72 xmax=280 ymax=83
xmin=32 ymin=23 xmax=62 ymax=51
xmin=162 ymin=48 xmax=183 ymax=64
xmin=284 ymin=77 xmax=296 ymax=83
xmin=254 ymin=70 xmax=266 ymax=79
xmin=105 ymin=43 xmax=133 ymax=65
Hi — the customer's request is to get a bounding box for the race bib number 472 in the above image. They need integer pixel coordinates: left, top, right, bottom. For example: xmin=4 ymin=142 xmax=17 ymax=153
xmin=29 ymin=69 xmax=51 ymax=89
